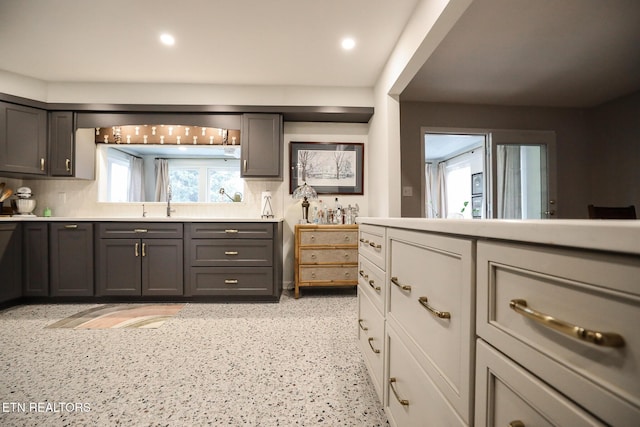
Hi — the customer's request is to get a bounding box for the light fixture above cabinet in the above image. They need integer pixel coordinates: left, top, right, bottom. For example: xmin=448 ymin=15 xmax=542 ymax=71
xmin=95 ymin=125 xmax=240 ymax=146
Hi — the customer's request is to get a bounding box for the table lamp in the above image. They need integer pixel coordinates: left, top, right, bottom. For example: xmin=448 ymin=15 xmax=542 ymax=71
xmin=293 ymin=182 xmax=317 ymax=223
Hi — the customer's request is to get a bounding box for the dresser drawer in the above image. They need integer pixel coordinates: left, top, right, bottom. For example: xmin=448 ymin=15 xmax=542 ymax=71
xmin=477 ymin=241 xmax=640 ymax=425
xmin=189 ymin=267 xmax=273 ymax=296
xmin=190 ymin=239 xmax=272 ymax=267
xmin=187 ymin=222 xmax=273 ymax=239
xmin=386 ymin=323 xmax=466 ymax=427
xmin=298 ymin=228 xmax=358 ymax=246
xmin=358 ymin=288 xmax=385 ymax=403
xmin=475 ymin=340 xmax=604 ymax=427
xmin=358 ymin=224 xmax=386 ymax=270
xmin=298 ymin=265 xmax=357 ymax=283
xmin=299 ymin=247 xmax=358 ymax=264
xmin=98 ymin=222 xmax=183 ymax=238
xmin=358 ymin=255 xmax=385 ymax=315
xmin=388 ymin=228 xmax=474 ymax=422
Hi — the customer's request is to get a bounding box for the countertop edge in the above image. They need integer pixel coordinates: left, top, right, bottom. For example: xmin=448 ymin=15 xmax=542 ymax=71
xmin=0 ymin=217 xmax=284 ymax=223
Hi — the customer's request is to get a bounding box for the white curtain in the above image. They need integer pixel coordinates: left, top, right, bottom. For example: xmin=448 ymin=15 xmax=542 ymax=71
xmin=154 ymin=159 xmax=170 ymax=202
xmin=425 ymin=163 xmax=435 ymax=218
xmin=436 ymin=162 xmax=447 ymax=218
xmin=497 ymin=145 xmax=522 ymax=219
xmin=128 ymin=157 xmax=145 ymax=202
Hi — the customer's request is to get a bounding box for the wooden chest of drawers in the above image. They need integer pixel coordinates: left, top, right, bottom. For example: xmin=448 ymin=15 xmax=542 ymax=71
xmin=294 ymin=224 xmax=358 ymax=298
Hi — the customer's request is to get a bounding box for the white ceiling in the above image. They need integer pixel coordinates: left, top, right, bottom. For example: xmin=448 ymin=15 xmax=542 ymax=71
xmin=402 ymin=0 xmax=640 ymax=108
xmin=1 ymin=0 xmax=638 ymax=109
xmin=0 ymin=0 xmax=419 ymax=88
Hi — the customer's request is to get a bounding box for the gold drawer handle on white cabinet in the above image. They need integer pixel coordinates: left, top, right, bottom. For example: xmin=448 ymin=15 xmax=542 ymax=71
xmin=368 ymin=241 xmax=381 ymax=249
xmin=368 ymin=280 xmax=381 ymax=292
xmin=359 ymin=270 xmax=368 ymax=279
xmin=391 ymin=277 xmax=411 ymax=291
xmin=367 ymin=337 xmax=380 ymax=354
xmin=418 ymin=296 xmax=450 ymax=319
xmin=509 ymin=299 xmax=625 ymax=348
xmin=224 ymin=279 xmax=239 ymax=284
xmin=509 ymin=421 xmax=525 ymax=427
xmin=358 ymin=319 xmax=368 ymax=331
xmin=359 ymin=238 xmax=369 ymax=244
xmin=389 ymin=377 xmax=409 ymax=406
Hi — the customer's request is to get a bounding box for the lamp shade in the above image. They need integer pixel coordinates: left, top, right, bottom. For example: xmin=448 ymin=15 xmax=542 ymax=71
xmin=292 ymin=182 xmax=318 ymax=200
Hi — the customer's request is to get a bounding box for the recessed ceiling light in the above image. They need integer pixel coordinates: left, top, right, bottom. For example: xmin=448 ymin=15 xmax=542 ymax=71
xmin=341 ymin=37 xmax=356 ymax=50
xmin=160 ymin=33 xmax=175 ymax=46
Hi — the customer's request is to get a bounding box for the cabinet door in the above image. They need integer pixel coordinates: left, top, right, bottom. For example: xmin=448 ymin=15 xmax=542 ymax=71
xmin=141 ymin=239 xmax=183 ymax=296
xmin=97 ymin=238 xmax=141 ymax=296
xmin=240 ymin=113 xmax=282 ymax=178
xmin=50 ymin=223 xmax=94 ymax=297
xmin=0 ymin=223 xmax=22 ymax=303
xmin=0 ymin=101 xmax=47 ymax=175
xmin=23 ymin=223 xmax=49 ymax=297
xmin=48 ymin=111 xmax=75 ymax=176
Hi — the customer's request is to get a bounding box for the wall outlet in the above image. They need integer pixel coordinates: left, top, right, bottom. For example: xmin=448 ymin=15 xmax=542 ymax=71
xmin=402 ymin=186 xmax=413 ymax=197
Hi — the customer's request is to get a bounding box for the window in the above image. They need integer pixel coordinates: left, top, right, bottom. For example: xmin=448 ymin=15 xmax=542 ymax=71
xmin=106 ymin=149 xmax=132 ymax=202
xmin=169 ymin=158 xmax=243 ymax=202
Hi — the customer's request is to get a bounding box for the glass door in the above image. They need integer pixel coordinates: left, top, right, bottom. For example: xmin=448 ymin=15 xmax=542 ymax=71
xmin=488 ymin=130 xmax=557 ymax=219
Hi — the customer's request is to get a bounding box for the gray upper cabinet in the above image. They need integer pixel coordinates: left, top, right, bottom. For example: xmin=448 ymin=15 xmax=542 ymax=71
xmin=241 ymin=113 xmax=283 ymax=179
xmin=49 ymin=112 xmax=95 ymax=179
xmin=0 ymin=101 xmax=48 ymax=175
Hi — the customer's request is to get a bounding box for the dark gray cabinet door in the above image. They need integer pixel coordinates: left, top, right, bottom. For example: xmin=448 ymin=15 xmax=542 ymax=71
xmin=48 ymin=111 xmax=75 ymax=177
xmin=141 ymin=239 xmax=183 ymax=296
xmin=96 ymin=238 xmax=142 ymax=296
xmin=0 ymin=222 xmax=22 ymax=303
xmin=49 ymin=223 xmax=94 ymax=297
xmin=0 ymin=101 xmax=47 ymax=175
xmin=23 ymin=222 xmax=49 ymax=297
xmin=241 ymin=113 xmax=282 ymax=178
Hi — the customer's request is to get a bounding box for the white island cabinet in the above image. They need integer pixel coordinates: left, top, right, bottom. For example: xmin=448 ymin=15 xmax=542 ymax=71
xmin=356 ymin=218 xmax=640 ymax=427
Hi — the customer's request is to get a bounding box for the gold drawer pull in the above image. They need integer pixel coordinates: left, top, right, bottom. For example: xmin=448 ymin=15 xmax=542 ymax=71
xmin=418 ymin=296 xmax=450 ymax=319
xmin=343 ymin=235 xmax=351 ymax=241
xmin=134 ymin=242 xmax=139 ymax=257
xmin=367 ymin=337 xmax=380 ymax=354
xmin=369 ymin=241 xmax=382 ymax=249
xmin=64 ymin=224 xmax=78 ymax=229
xmin=509 ymin=299 xmax=625 ymax=348
xmin=310 ymin=234 xmax=316 ymax=240
xmin=65 ymin=158 xmax=71 ymax=172
xmin=142 ymin=243 xmax=146 ymax=257
xmin=344 ymin=271 xmax=351 ymax=278
xmin=224 ymin=279 xmax=238 ymax=284
xmin=368 ymin=280 xmax=381 ymax=292
xmin=134 ymin=228 xmax=148 ymax=233
xmin=40 ymin=158 xmax=45 ymax=171
xmin=391 ymin=276 xmax=411 ymax=291
xmin=509 ymin=422 xmax=525 ymax=427
xmin=225 ymin=251 xmax=239 ymax=256
xmin=358 ymin=319 xmax=368 ymax=331
xmin=224 ymin=229 xmax=239 ymax=233
xmin=359 ymin=270 xmax=368 ymax=279
xmin=389 ymin=377 xmax=409 ymax=406
xmin=343 ymin=253 xmax=350 ymax=259
xmin=359 ymin=238 xmax=369 ymax=244
xmin=311 ymin=253 xmax=317 ymax=259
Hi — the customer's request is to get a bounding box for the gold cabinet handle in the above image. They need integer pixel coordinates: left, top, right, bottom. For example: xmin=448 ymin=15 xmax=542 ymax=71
xmin=367 ymin=337 xmax=380 ymax=354
xmin=64 ymin=224 xmax=78 ymax=229
xmin=343 ymin=252 xmax=350 ymax=259
xmin=418 ymin=296 xmax=450 ymax=319
xmin=225 ymin=251 xmax=238 ymax=255
xmin=391 ymin=276 xmax=411 ymax=291
xmin=134 ymin=229 xmax=148 ymax=233
xmin=389 ymin=377 xmax=409 ymax=406
xmin=344 ymin=271 xmax=351 ymax=278
xmin=311 ymin=253 xmax=317 ymax=259
xmin=509 ymin=299 xmax=625 ymax=347
xmin=358 ymin=319 xmax=368 ymax=331
xmin=368 ymin=280 xmax=381 ymax=292
xmin=369 ymin=241 xmax=382 ymax=249
xmin=359 ymin=238 xmax=369 ymax=244
xmin=65 ymin=158 xmax=71 ymax=172
xmin=359 ymin=270 xmax=368 ymax=279
xmin=40 ymin=158 xmax=45 ymax=171
xmin=243 ymin=159 xmax=247 ymax=172
xmin=224 ymin=279 xmax=238 ymax=284
xmin=134 ymin=242 xmax=139 ymax=257
xmin=141 ymin=242 xmax=146 ymax=257
xmin=343 ymin=234 xmax=351 ymax=241
xmin=224 ymin=229 xmax=239 ymax=234
xmin=509 ymin=421 xmax=525 ymax=427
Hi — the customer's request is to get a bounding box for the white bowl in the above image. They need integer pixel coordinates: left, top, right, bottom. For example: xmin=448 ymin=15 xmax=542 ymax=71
xmin=15 ymin=198 xmax=36 ymax=214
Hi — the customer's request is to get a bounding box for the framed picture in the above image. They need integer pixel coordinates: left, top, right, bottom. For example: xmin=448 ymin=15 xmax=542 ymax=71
xmin=472 ymin=195 xmax=483 ymax=219
xmin=471 ymin=172 xmax=483 ymax=196
xmin=290 ymin=142 xmax=364 ymax=194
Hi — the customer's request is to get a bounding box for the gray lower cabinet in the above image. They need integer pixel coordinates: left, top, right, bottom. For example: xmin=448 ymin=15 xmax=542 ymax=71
xmin=185 ymin=222 xmax=282 ymax=299
xmin=96 ymin=223 xmax=183 ymax=296
xmin=240 ymin=113 xmax=283 ymax=179
xmin=49 ymin=223 xmax=94 ymax=297
xmin=23 ymin=222 xmax=49 ymax=297
xmin=0 ymin=101 xmax=48 ymax=175
xmin=0 ymin=222 xmax=22 ymax=304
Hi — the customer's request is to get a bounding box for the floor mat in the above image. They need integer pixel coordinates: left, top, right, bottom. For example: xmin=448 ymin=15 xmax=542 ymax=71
xmin=45 ymin=304 xmax=184 ymax=329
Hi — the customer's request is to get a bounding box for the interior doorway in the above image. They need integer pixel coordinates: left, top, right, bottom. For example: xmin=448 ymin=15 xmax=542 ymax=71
xmin=423 ymin=129 xmax=556 ymax=219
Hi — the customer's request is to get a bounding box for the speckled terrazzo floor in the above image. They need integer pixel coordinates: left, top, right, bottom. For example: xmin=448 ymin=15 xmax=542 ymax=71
xmin=0 ymin=290 xmax=388 ymax=426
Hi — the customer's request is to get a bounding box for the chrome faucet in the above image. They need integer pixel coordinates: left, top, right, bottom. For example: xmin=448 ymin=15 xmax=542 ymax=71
xmin=166 ymin=185 xmax=175 ymax=217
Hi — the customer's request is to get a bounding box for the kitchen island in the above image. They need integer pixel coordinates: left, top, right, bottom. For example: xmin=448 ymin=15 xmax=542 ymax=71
xmin=356 ymin=217 xmax=639 ymax=427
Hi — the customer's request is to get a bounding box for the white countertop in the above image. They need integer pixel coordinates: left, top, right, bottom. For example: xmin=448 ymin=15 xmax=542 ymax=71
xmin=0 ymin=216 xmax=283 ymax=223
xmin=357 ymin=217 xmax=640 ymax=256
